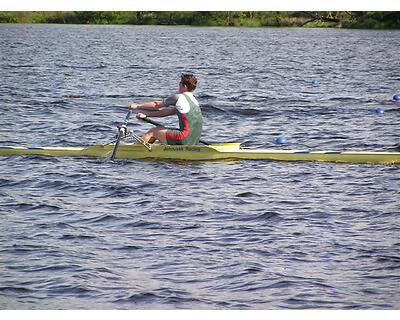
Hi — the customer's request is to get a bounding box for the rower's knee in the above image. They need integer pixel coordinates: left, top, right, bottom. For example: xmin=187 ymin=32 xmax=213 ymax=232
xmin=145 ymin=127 xmax=167 ymax=144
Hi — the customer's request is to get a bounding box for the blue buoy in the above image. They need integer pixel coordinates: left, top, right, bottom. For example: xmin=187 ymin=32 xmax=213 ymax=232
xmin=375 ymin=107 xmax=384 ymax=115
xmin=276 ymin=136 xmax=288 ymax=144
xmin=393 ymin=94 xmax=400 ymax=101
xmin=312 ymin=80 xmax=320 ymax=87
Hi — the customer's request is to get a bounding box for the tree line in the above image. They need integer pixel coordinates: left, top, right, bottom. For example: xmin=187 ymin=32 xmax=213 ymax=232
xmin=1 ymin=12 xmax=399 ymax=29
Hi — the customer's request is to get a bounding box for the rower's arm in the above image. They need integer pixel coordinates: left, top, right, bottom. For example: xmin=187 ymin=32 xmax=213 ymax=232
xmin=142 ymin=107 xmax=176 ymax=118
xmin=129 ymin=100 xmax=166 ymax=110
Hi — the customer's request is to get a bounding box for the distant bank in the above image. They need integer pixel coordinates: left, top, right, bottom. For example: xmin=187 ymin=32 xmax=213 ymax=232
xmin=1 ymin=11 xmax=400 ymax=29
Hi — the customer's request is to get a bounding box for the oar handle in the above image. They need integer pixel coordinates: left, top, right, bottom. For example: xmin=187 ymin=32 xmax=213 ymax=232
xmin=140 ymin=117 xmax=209 ymax=145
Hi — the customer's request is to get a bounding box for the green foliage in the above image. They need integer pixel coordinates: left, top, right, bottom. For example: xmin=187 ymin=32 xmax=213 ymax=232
xmin=0 ymin=12 xmax=17 ymax=23
xmin=0 ymin=11 xmax=399 ymax=29
xmin=31 ymin=12 xmax=79 ymax=24
xmin=74 ymin=11 xmax=116 ymax=24
xmin=344 ymin=11 xmax=400 ymax=29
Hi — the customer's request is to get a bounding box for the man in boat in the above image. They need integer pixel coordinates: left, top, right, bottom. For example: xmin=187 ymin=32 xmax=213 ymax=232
xmin=128 ymin=73 xmax=203 ymax=145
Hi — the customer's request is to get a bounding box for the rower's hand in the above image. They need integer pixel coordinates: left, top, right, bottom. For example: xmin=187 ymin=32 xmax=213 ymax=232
xmin=136 ymin=113 xmax=147 ymax=120
xmin=129 ymin=103 xmax=138 ymax=110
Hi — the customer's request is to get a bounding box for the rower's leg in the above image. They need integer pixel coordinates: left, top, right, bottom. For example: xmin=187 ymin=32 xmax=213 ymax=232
xmin=142 ymin=127 xmax=168 ymax=144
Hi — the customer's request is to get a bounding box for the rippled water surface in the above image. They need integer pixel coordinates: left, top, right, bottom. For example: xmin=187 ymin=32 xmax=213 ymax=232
xmin=0 ymin=24 xmax=399 ymax=309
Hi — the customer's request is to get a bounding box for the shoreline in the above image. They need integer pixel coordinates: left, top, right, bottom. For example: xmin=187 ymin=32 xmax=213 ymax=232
xmin=1 ymin=11 xmax=400 ymax=29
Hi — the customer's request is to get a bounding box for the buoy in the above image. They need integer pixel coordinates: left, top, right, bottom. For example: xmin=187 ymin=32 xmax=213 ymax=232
xmin=393 ymin=94 xmax=400 ymax=101
xmin=375 ymin=107 xmax=384 ymax=115
xmin=276 ymin=136 xmax=288 ymax=144
xmin=312 ymin=80 xmax=320 ymax=87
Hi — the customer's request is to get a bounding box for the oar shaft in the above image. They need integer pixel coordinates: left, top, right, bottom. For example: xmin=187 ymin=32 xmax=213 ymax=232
xmin=111 ymin=110 xmax=132 ymax=160
xmin=141 ymin=117 xmax=163 ymax=127
xmin=110 ymin=130 xmax=123 ymax=160
xmin=124 ymin=110 xmax=132 ymax=124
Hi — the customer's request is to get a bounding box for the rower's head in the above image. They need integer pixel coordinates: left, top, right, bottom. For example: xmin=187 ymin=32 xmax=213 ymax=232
xmin=179 ymin=73 xmax=197 ymax=93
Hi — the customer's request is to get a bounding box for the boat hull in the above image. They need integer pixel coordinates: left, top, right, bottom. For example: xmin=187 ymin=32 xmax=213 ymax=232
xmin=0 ymin=143 xmax=399 ymax=164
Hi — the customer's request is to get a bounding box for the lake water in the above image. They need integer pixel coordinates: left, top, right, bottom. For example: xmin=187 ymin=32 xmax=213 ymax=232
xmin=0 ymin=24 xmax=399 ymax=309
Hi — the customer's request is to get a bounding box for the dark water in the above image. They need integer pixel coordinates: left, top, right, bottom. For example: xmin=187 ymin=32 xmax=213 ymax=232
xmin=0 ymin=24 xmax=399 ymax=309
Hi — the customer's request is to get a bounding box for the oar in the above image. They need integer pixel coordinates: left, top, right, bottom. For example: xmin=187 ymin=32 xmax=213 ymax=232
xmin=110 ymin=110 xmax=132 ymax=160
xmin=140 ymin=117 xmax=210 ymax=145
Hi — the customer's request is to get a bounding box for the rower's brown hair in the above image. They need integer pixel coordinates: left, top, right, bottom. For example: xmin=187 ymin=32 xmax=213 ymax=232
xmin=181 ymin=73 xmax=198 ymax=92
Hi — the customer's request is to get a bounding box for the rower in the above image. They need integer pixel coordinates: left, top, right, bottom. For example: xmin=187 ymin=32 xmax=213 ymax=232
xmin=128 ymin=73 xmax=203 ymax=145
